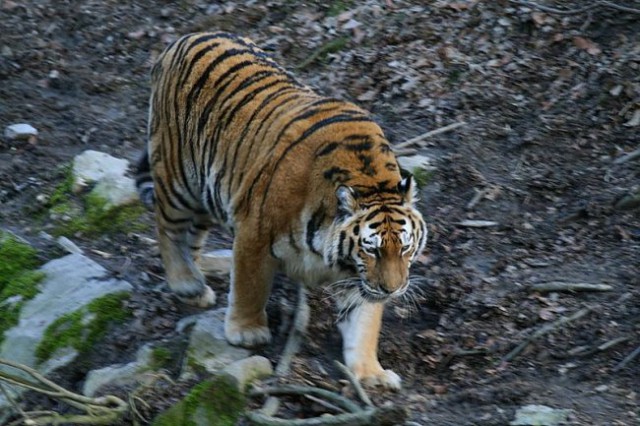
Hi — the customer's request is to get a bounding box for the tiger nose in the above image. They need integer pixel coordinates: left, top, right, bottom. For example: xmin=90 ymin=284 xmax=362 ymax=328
xmin=379 ymin=279 xmax=406 ymax=295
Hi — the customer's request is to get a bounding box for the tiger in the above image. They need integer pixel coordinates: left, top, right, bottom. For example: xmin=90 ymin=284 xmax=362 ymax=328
xmin=135 ymin=32 xmax=427 ymax=389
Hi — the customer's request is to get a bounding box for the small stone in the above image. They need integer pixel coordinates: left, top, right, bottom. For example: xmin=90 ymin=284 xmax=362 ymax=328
xmin=4 ymin=123 xmax=38 ymax=141
xmin=510 ymin=405 xmax=572 ymax=426
xmin=90 ymin=174 xmax=138 ymax=209
xmin=222 ymin=356 xmax=273 ymax=391
xmin=397 ymin=155 xmax=434 ymax=173
xmin=72 ymin=150 xmax=130 ymax=193
xmin=595 ymin=384 xmax=609 ymax=392
xmin=56 ymin=236 xmax=84 ymax=255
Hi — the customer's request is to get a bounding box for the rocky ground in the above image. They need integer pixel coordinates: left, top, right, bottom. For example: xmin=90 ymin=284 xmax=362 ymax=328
xmin=1 ymin=0 xmax=639 ymax=425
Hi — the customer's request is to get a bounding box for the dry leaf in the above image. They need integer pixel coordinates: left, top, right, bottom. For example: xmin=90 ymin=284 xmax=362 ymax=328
xmin=539 ymin=308 xmax=555 ymax=321
xmin=531 ymin=11 xmax=547 ymax=26
xmin=573 ymin=36 xmax=601 ymax=55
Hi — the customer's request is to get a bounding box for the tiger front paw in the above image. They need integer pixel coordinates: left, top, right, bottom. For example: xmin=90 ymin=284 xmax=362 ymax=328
xmin=350 ymin=362 xmax=402 ymax=390
xmin=224 ymin=314 xmax=272 ymax=348
xmin=177 ymin=285 xmax=216 ymax=308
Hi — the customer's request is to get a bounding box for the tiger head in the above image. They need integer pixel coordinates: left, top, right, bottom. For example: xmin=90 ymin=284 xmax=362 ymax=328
xmin=326 ymin=175 xmax=427 ymax=302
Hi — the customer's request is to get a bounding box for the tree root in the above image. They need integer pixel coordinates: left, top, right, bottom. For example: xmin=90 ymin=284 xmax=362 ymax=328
xmin=612 ymin=344 xmax=640 ymax=373
xmin=0 ymin=358 xmax=127 ymax=425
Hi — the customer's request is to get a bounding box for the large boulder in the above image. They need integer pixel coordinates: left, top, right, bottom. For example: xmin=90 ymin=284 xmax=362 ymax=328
xmin=0 ymin=253 xmax=132 ymax=417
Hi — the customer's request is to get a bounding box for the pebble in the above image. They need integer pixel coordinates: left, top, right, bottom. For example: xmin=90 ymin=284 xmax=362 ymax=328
xmin=4 ymin=123 xmax=38 ymax=140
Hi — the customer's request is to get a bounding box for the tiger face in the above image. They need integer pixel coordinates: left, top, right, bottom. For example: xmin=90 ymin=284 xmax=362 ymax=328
xmin=329 ymin=176 xmax=427 ymax=302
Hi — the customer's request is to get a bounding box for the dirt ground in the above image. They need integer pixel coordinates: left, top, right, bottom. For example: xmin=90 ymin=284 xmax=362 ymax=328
xmin=1 ymin=0 xmax=638 ymax=425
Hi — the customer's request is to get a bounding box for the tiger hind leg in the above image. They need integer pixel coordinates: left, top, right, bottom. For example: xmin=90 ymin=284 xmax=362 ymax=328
xmin=156 ymin=206 xmax=215 ymax=308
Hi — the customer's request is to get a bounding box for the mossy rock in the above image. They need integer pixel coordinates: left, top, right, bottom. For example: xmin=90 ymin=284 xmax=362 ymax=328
xmin=153 ymin=376 xmax=246 ymax=426
xmin=35 ymin=292 xmax=131 ymax=363
xmin=46 ymin=162 xmax=147 ymax=237
xmin=0 ymin=232 xmax=45 ymax=345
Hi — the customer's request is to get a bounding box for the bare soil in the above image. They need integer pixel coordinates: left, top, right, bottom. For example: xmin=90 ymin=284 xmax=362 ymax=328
xmin=1 ymin=1 xmax=638 ymax=425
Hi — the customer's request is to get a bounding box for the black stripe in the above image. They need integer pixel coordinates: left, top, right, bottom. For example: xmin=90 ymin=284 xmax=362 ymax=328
xmin=241 ymin=100 xmax=345 ymax=211
xmin=306 ymin=205 xmax=326 ymax=256
xmin=289 ymin=229 xmax=301 ymax=253
xmin=345 ymin=141 xmax=373 ymax=151
xmin=156 ymin=203 xmax=191 ymax=227
xmin=155 ymin=178 xmax=192 ymax=211
xmin=323 ymin=167 xmax=351 ymax=182
xmin=258 ymin=114 xmax=373 ymax=219
xmin=316 ymin=142 xmax=340 ymax=157
xmin=358 ymin=154 xmax=376 ymax=176
xmin=338 ymin=230 xmax=347 ymax=258
xmin=365 ymin=208 xmax=381 ymax=221
xmin=227 ymin=86 xmax=300 ymax=195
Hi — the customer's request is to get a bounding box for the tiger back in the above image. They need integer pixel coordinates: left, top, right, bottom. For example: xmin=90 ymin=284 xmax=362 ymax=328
xmin=136 ymin=32 xmax=427 ymax=389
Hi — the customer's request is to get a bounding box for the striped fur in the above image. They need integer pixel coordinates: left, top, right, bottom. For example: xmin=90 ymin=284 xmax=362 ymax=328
xmin=136 ymin=32 xmax=427 ymax=388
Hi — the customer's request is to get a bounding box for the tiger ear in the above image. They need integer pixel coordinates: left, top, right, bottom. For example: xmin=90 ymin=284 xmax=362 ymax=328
xmin=335 ymin=185 xmax=358 ymax=217
xmin=398 ymin=174 xmax=418 ymax=205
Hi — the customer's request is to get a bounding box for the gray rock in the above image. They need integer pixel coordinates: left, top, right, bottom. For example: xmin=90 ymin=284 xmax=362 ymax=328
xmin=72 ymin=150 xmax=130 ymax=193
xmin=90 ymin=174 xmax=138 ymax=209
xmin=4 ymin=123 xmax=38 ymax=140
xmin=180 ymin=308 xmax=250 ymax=379
xmin=510 ymin=404 xmax=572 ymax=426
xmin=222 ymin=356 xmax=273 ymax=391
xmin=397 ymin=154 xmax=435 ymax=174
xmin=83 ymin=344 xmax=154 ymax=397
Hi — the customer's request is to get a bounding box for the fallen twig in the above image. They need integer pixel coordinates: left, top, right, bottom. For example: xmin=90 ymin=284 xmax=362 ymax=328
xmin=508 ymin=0 xmax=640 ymax=15
xmin=333 ymin=361 xmax=373 ymax=408
xmin=276 ymin=286 xmax=310 ymax=376
xmin=613 ymin=146 xmax=640 ymax=164
xmin=612 ymin=344 xmax=640 ymax=373
xmin=501 ymin=306 xmax=593 ymax=363
xmin=456 ymin=220 xmax=499 ymax=228
xmin=247 ymin=385 xmax=407 ymax=426
xmin=304 ymin=394 xmax=347 ymax=414
xmin=394 ymin=121 xmax=466 ymax=151
xmin=530 ymin=282 xmax=614 ymax=293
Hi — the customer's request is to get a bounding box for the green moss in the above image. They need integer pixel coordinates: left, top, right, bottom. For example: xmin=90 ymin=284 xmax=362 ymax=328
xmin=412 ymin=167 xmax=434 ymax=188
xmin=49 ymin=186 xmax=147 ymax=237
xmin=149 ymin=346 xmax=173 ymax=371
xmin=0 ymin=232 xmax=45 ymax=344
xmin=49 ymin=164 xmax=74 ymax=206
xmin=297 ymin=36 xmax=349 ymax=70
xmin=327 ymin=0 xmax=353 ymax=16
xmin=153 ymin=376 xmax=246 ymax=426
xmin=54 ymin=191 xmax=147 ymax=237
xmin=35 ymin=292 xmax=131 ymax=363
